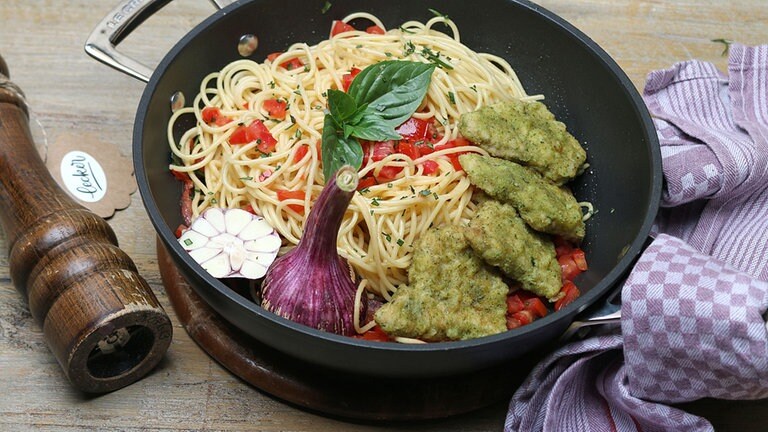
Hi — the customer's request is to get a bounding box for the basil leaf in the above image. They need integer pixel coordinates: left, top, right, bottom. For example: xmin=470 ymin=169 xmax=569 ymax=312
xmin=327 ymin=89 xmax=358 ymax=123
xmin=321 ymin=114 xmax=363 ymax=181
xmin=348 ymin=61 xmax=436 ymax=128
xmin=346 ymin=112 xmax=402 ymax=141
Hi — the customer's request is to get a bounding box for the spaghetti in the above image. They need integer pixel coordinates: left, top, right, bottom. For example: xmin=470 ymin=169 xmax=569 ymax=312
xmin=168 ymin=13 xmax=541 ymax=301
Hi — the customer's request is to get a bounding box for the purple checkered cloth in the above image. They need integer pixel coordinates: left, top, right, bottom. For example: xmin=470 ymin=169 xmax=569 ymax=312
xmin=505 ymin=44 xmax=768 ymax=432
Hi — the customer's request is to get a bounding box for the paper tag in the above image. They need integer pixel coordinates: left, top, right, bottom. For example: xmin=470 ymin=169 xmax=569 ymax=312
xmin=45 ymin=132 xmax=137 ymax=219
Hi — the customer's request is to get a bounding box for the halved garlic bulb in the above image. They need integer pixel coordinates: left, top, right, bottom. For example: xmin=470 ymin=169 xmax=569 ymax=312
xmin=178 ymin=207 xmax=281 ymax=279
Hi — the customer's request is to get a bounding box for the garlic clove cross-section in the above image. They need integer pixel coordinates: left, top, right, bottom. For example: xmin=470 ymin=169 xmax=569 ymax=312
xmin=178 ymin=207 xmax=281 ymax=279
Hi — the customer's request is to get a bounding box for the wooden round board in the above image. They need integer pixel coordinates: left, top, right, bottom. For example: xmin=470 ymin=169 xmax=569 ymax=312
xmin=157 ymin=239 xmax=541 ymax=421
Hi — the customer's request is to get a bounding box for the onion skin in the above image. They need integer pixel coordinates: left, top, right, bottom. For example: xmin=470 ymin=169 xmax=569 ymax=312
xmin=261 ymin=166 xmax=365 ymax=336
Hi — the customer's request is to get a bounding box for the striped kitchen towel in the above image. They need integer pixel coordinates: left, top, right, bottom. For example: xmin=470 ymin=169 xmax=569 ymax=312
xmin=505 ymin=44 xmax=768 ymax=432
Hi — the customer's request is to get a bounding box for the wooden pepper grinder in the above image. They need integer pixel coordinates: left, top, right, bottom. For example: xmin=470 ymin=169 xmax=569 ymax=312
xmin=0 ymin=54 xmax=172 ymax=393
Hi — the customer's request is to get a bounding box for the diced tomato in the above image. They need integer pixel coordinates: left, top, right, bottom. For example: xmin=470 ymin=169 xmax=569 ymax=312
xmin=371 ymin=140 xmax=396 ymax=161
xmin=354 ymin=326 xmax=390 ymax=342
xmin=555 ymin=280 xmax=581 ymax=311
xmin=251 ymin=121 xmax=277 ymax=152
xmin=293 ymin=144 xmax=309 ymax=163
xmin=365 ymin=25 xmax=386 ymax=35
xmin=243 ymin=204 xmax=256 ymax=214
xmin=174 ymin=224 xmax=187 ymax=238
xmin=421 ymin=160 xmax=439 ymax=175
xmin=507 ymin=310 xmax=534 ymax=330
xmin=506 ymin=289 xmax=551 ymax=330
xmin=171 ymin=169 xmax=188 ymax=182
xmin=448 ymin=154 xmax=463 ymax=171
xmin=229 ymin=125 xmax=249 ymax=144
xmin=557 ymin=244 xmax=588 ymax=281
xmin=267 ymin=52 xmax=304 ymax=70
xmin=558 ymin=254 xmax=582 ymax=281
xmin=263 ymin=99 xmax=287 ymax=120
xmin=267 ymin=52 xmax=282 ymax=63
xmin=357 ymin=176 xmax=378 ymax=191
xmin=331 ymin=20 xmax=356 ymax=37
xmin=572 ymin=249 xmax=588 ymax=271
xmin=524 ymin=297 xmax=548 ymax=319
xmin=276 ymin=189 xmax=306 ymax=214
xmin=341 ymin=67 xmax=362 ymax=92
xmin=434 ymin=137 xmax=473 ymax=172
xmin=376 ymin=165 xmax=403 ymax=181
xmin=414 ymin=140 xmax=435 ymax=157
xmin=395 ymin=117 xmax=432 ymax=142
xmin=282 ymin=57 xmax=304 ymax=71
xmin=506 ymin=294 xmax=525 ymax=314
xmin=229 ymin=120 xmax=277 ymax=153
xmin=201 ymin=107 xmax=230 ymax=125
xmin=395 ymin=141 xmax=420 ymax=160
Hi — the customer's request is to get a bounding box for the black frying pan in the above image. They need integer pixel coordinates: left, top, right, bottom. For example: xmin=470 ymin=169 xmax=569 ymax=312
xmin=87 ymin=0 xmax=662 ymax=378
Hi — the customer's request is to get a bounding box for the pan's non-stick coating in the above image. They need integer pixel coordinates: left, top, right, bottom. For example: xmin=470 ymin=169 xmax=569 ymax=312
xmin=135 ymin=0 xmax=661 ymax=377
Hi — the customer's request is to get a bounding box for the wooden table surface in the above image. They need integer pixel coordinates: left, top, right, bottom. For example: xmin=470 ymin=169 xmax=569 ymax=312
xmin=1 ymin=1 xmax=767 ymax=431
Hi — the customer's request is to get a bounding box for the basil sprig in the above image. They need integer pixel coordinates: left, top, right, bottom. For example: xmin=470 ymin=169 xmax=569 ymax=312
xmin=321 ymin=61 xmax=436 ymax=181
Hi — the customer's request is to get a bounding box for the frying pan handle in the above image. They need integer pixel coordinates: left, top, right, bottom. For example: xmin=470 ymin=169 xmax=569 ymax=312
xmin=85 ymin=0 xmax=236 ymax=82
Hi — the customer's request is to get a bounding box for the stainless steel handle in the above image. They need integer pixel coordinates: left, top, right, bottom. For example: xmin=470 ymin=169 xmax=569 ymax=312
xmin=84 ymin=0 xmax=237 ymax=82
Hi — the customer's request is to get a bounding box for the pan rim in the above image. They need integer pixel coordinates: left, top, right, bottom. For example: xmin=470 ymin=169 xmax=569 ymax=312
xmin=134 ymin=0 xmax=662 ymax=358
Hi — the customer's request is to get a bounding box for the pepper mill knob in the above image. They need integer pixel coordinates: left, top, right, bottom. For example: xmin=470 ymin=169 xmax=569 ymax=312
xmin=0 ymin=54 xmax=172 ymax=393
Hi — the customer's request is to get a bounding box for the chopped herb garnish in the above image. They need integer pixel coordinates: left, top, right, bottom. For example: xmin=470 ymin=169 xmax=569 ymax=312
xmin=399 ymin=25 xmax=416 ymax=34
xmin=275 ymin=165 xmax=281 ymax=171
xmin=429 ymin=8 xmax=450 ymax=21
xmin=240 ymin=176 xmax=253 ymax=181
xmin=433 ymin=192 xmax=439 ymax=200
xmin=409 ymin=185 xmax=416 ymax=194
xmin=448 ymin=91 xmax=456 ymax=104
xmin=385 ymin=52 xmax=393 ymax=57
xmin=382 ymin=232 xmax=392 ymax=242
xmin=321 ymin=0 xmax=332 ymax=13
xmin=421 ymin=47 xmax=454 ymax=70
xmin=371 ymin=197 xmax=381 ymax=207
xmin=470 ymin=84 xmax=477 ymax=92
xmin=293 ymin=88 xmax=302 ymax=96
xmin=370 ymin=209 xmax=374 ymax=215
xmin=712 ymin=38 xmax=733 ymax=56
xmin=290 ymin=115 xmax=296 ymax=124
xmin=403 ymin=41 xmax=417 ymax=57
xmin=183 ymin=238 xmax=193 ymax=246
xmin=396 ymin=238 xmax=405 ymax=246
xmin=210 ymin=198 xmax=218 ymax=204
xmin=321 ymin=91 xmax=328 ymax=98
xmin=303 ymin=64 xmax=310 ymax=72
xmin=419 ymin=189 xmax=432 ymax=196
xmin=268 ymin=81 xmax=275 ymax=89
xmin=387 ymin=182 xmax=393 ymax=188
xmin=360 ymin=187 xmax=370 ymax=194
xmin=294 ymin=129 xmax=302 ymax=139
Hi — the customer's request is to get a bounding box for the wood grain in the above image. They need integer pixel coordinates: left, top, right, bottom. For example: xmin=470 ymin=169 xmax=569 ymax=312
xmin=0 ymin=0 xmax=766 ymax=430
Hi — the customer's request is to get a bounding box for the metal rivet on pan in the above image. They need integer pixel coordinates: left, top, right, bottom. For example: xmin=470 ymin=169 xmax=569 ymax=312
xmin=170 ymin=91 xmax=186 ymax=112
xmin=238 ymin=34 xmax=259 ymax=57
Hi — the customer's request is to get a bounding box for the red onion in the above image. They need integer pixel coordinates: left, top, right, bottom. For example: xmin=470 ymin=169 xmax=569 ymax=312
xmin=261 ymin=165 xmax=365 ymax=335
